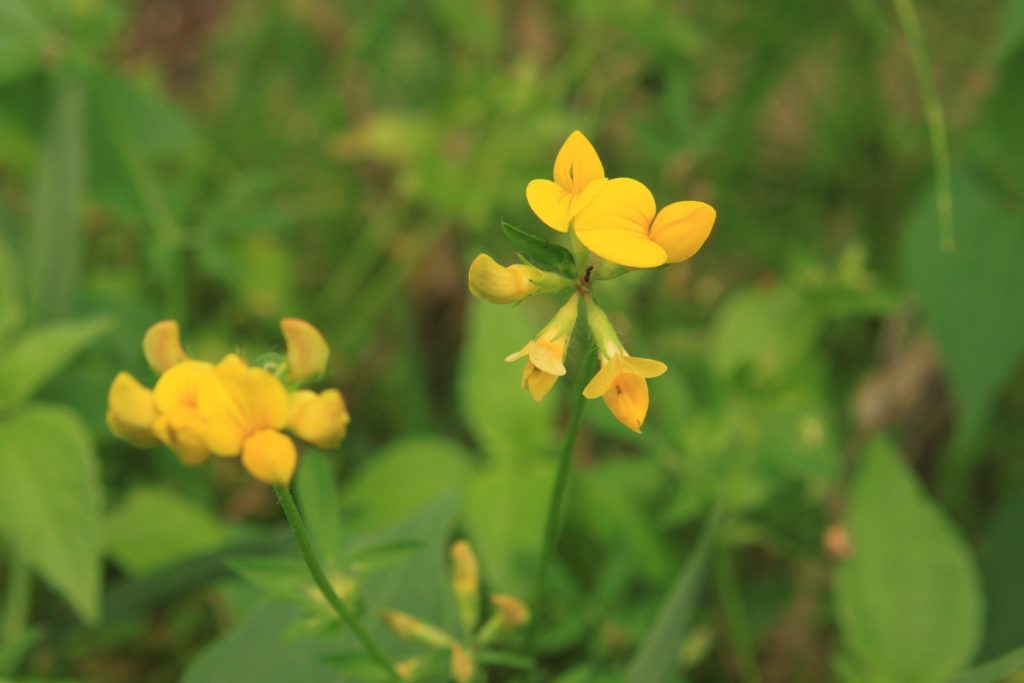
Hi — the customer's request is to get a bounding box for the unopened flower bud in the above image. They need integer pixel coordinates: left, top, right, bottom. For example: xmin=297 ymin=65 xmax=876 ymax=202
xmin=450 ymin=643 xmax=475 ymax=683
xmin=382 ymin=610 xmax=454 ymax=649
xmin=450 ymin=540 xmax=480 ymax=635
xmin=468 ymin=254 xmax=571 ymax=304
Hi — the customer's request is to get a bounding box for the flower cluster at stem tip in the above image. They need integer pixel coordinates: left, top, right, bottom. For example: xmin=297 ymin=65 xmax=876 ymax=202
xmin=468 ymin=131 xmax=716 ymax=433
xmin=106 ymin=319 xmax=350 ymax=486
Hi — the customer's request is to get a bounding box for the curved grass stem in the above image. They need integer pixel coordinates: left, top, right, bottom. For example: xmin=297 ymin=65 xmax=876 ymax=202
xmin=273 ymin=484 xmax=398 ymax=681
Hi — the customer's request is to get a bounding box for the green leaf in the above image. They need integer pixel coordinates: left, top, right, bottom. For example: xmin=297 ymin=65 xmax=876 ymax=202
xmin=0 ymin=238 xmax=22 ymax=342
xmin=0 ymin=405 xmax=103 ymax=623
xmin=835 ymin=439 xmax=983 ymax=683
xmin=0 ymin=1 xmax=45 ymax=82
xmin=295 ymin=451 xmax=342 ymax=568
xmin=0 ymin=315 xmax=112 ymax=410
xmin=903 ymin=170 xmax=1024 ymax=453
xmin=457 ymin=299 xmax=556 ymax=465
xmin=106 ymin=486 xmax=228 ymax=576
xmin=625 ymin=510 xmax=721 ymax=683
xmin=501 ymin=221 xmax=577 ymax=277
xmin=996 ymin=0 xmax=1024 ymax=61
xmin=948 ymin=645 xmax=1024 ymax=683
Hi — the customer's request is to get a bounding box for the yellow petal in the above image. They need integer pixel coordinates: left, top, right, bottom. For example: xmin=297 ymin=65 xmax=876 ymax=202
xmin=552 ymin=130 xmax=605 ymax=194
xmin=525 ymin=367 xmax=559 ymax=401
xmin=582 ymin=355 xmax=623 ymax=399
xmin=649 ymin=201 xmax=716 ymax=263
xmin=525 ymin=179 xmax=573 ymax=233
xmin=504 ymin=343 xmax=530 ymax=363
xmin=602 ymin=373 xmax=650 ymax=433
xmin=450 ymin=643 xmax=475 ymax=683
xmin=143 ymin=320 xmax=188 ymax=374
xmin=574 ymin=229 xmax=667 ymax=268
xmin=574 ymin=177 xmax=657 ymax=236
xmin=241 ymin=429 xmax=297 ymax=485
xmin=526 ymin=340 xmax=567 ymax=376
xmin=450 ymin=540 xmax=480 ymax=599
xmin=197 ymin=354 xmax=290 ymax=456
xmin=288 ymin=388 xmax=350 ymax=449
xmin=281 ymin=318 xmax=330 ymax=384
xmin=153 ymin=360 xmax=213 ymax=415
xmin=152 ymin=408 xmax=210 ymax=466
xmin=620 ymin=355 xmax=668 ymax=378
xmin=107 ymin=372 xmax=158 ymax=447
xmin=468 ymin=254 xmax=547 ymax=304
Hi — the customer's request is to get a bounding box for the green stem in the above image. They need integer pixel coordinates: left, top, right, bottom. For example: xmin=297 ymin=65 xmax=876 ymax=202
xmin=272 ymin=484 xmax=397 ymax=681
xmin=527 ymin=346 xmax=597 ymax=650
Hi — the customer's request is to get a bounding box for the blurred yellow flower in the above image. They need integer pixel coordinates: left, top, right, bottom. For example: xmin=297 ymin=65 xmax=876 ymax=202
xmin=526 ymin=130 xmax=608 ymax=233
xmin=152 ymin=360 xmax=215 ymax=466
xmin=450 ymin=643 xmax=475 ymax=683
xmin=505 ymin=293 xmax=579 ymax=401
xmin=468 ymin=254 xmax=571 ymax=304
xmin=143 ymin=320 xmax=188 ymax=374
xmin=288 ymin=389 xmax=350 ymax=449
xmin=489 ymin=594 xmax=530 ymax=630
xmin=281 ymin=317 xmax=329 ymax=384
xmin=106 ymin=372 xmax=158 ymax=447
xmin=574 ymin=177 xmax=715 ymax=268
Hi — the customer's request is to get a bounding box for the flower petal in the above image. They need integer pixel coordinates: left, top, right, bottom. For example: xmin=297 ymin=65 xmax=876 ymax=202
xmin=525 ymin=340 xmax=566 ymax=376
xmin=552 ymin=130 xmax=605 ymax=194
xmin=526 ymin=179 xmax=573 ymax=233
xmin=106 ymin=372 xmax=158 ymax=447
xmin=602 ymin=373 xmax=649 ymax=433
xmin=143 ymin=320 xmax=188 ymax=374
xmin=649 ymin=201 xmax=716 ymax=263
xmin=621 ymin=356 xmax=668 ymax=378
xmin=288 ymin=388 xmax=350 ymax=449
xmin=582 ymin=356 xmax=623 ymax=399
xmin=281 ymin=318 xmax=329 ymax=384
xmin=574 ymin=177 xmax=657 ymax=236
xmin=241 ymin=429 xmax=297 ymax=485
xmin=574 ymin=229 xmax=667 ymax=269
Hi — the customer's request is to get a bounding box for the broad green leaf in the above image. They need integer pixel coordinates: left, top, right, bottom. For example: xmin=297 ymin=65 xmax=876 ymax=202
xmin=501 ymin=221 xmax=577 ymax=277
xmin=625 ymin=510 xmax=721 ymax=683
xmin=457 ymin=299 xmax=556 ymax=464
xmin=835 ymin=439 xmax=983 ymax=683
xmin=28 ymin=76 xmax=86 ymax=320
xmin=903 ymin=170 xmax=1024 ymax=452
xmin=0 ymin=315 xmax=112 ymax=410
xmin=295 ymin=450 xmax=342 ymax=568
xmin=0 ymin=1 xmax=45 ymax=82
xmin=105 ymin=487 xmax=227 ymax=576
xmin=0 ymin=405 xmax=103 ymax=622
xmin=464 ymin=464 xmax=554 ymax=597
xmin=342 ymin=436 xmax=473 ymax=533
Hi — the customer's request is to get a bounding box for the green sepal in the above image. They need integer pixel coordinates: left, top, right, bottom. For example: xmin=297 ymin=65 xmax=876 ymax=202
xmin=501 ymin=221 xmax=577 ymax=279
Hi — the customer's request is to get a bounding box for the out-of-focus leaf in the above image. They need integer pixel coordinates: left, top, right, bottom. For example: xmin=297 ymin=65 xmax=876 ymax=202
xmin=0 ymin=238 xmax=22 ymax=341
xmin=458 ymin=299 xmax=556 ymax=464
xmin=903 ymin=170 xmax=1024 ymax=452
xmin=0 ymin=316 xmax=111 ymax=410
xmin=295 ymin=450 xmax=342 ymax=568
xmin=996 ymin=0 xmax=1024 ymax=61
xmin=501 ymin=221 xmax=577 ymax=277
xmin=106 ymin=486 xmax=227 ymax=576
xmin=978 ymin=487 xmax=1024 ymax=657
xmin=342 ymin=436 xmax=473 ymax=533
xmin=0 ymin=406 xmax=102 ymax=623
xmin=948 ymin=644 xmax=1024 ymax=683
xmin=835 ymin=439 xmax=983 ymax=683
xmin=0 ymin=1 xmax=45 ymax=82
xmin=625 ymin=510 xmax=721 ymax=683
xmin=28 ymin=77 xmax=86 ymax=320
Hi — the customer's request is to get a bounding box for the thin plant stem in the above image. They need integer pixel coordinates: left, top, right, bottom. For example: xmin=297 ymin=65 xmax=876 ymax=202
xmin=272 ymin=484 xmax=398 ymax=681
xmin=893 ymin=0 xmax=956 ymax=252
xmin=527 ymin=345 xmax=598 ymax=650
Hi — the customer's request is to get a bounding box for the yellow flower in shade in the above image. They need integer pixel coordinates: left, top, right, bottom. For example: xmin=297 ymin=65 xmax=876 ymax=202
xmin=526 ymin=130 xmax=608 ymax=233
xmin=582 ymin=297 xmax=667 ymax=433
xmin=288 ymin=389 xmax=350 ymax=449
xmin=143 ymin=320 xmax=188 ymax=374
xmin=468 ymin=254 xmax=571 ymax=305
xmin=151 ymin=360 xmax=215 ymax=466
xmin=574 ymin=177 xmax=716 ymax=269
xmin=505 ymin=293 xmax=579 ymax=401
xmin=281 ymin=318 xmax=329 ymax=384
xmin=197 ymin=354 xmax=297 ymax=485
xmin=106 ymin=372 xmax=159 ymax=447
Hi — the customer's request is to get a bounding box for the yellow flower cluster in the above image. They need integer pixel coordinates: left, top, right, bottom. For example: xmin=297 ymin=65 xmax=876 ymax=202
xmin=468 ymin=131 xmax=716 ymax=432
xmin=382 ymin=540 xmax=529 ymax=682
xmin=106 ymin=319 xmax=349 ymax=485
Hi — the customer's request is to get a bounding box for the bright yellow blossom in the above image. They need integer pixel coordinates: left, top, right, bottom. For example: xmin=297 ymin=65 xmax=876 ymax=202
xmin=526 ymin=130 xmax=608 ymax=233
xmin=281 ymin=317 xmax=329 ymax=384
xmin=468 ymin=254 xmax=571 ymax=304
xmin=582 ymin=297 xmax=667 ymax=432
xmin=574 ymin=177 xmax=716 ymax=268
xmin=152 ymin=360 xmax=215 ymax=466
xmin=288 ymin=389 xmax=350 ymax=449
xmin=143 ymin=320 xmax=188 ymax=374
xmin=106 ymin=372 xmax=159 ymax=447
xmin=505 ymin=293 xmax=579 ymax=401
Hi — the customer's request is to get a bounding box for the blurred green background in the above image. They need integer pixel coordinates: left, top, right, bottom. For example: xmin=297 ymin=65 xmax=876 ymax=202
xmin=1 ymin=0 xmax=1023 ymax=681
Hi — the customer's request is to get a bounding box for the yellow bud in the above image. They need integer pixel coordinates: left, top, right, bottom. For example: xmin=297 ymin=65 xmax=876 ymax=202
xmin=106 ymin=372 xmax=158 ymax=447
xmin=288 ymin=389 xmax=350 ymax=449
xmin=505 ymin=294 xmax=578 ymax=401
xmin=490 ymin=594 xmax=531 ymax=630
xmin=394 ymin=659 xmax=422 ymax=681
xmin=381 ymin=610 xmax=454 ymax=648
xmin=281 ymin=318 xmax=330 ymax=384
xmin=450 ymin=644 xmax=475 ymax=683
xmin=468 ymin=254 xmax=570 ymax=304
xmin=240 ymin=429 xmax=297 ymax=485
xmin=143 ymin=320 xmax=188 ymax=374
xmin=450 ymin=540 xmax=480 ymax=635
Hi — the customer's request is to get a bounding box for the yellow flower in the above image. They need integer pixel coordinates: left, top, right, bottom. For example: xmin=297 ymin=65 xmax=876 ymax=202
xmin=197 ymin=354 xmax=297 ymax=485
xmin=281 ymin=318 xmax=329 ymax=384
xmin=143 ymin=320 xmax=188 ymax=374
xmin=505 ymin=293 xmax=579 ymax=401
xmin=582 ymin=297 xmax=667 ymax=432
xmin=288 ymin=389 xmax=350 ymax=449
xmin=468 ymin=254 xmax=570 ymax=304
xmin=106 ymin=372 xmax=159 ymax=447
xmin=151 ymin=360 xmax=215 ymax=466
xmin=450 ymin=643 xmax=475 ymax=683
xmin=450 ymin=540 xmax=480 ymax=634
xmin=490 ymin=594 xmax=530 ymax=630
xmin=574 ymin=177 xmax=716 ymax=268
xmin=526 ymin=130 xmax=608 ymax=233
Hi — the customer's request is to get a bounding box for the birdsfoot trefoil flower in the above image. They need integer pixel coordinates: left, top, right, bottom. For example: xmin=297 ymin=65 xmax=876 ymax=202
xmin=505 ymin=293 xmax=579 ymax=401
